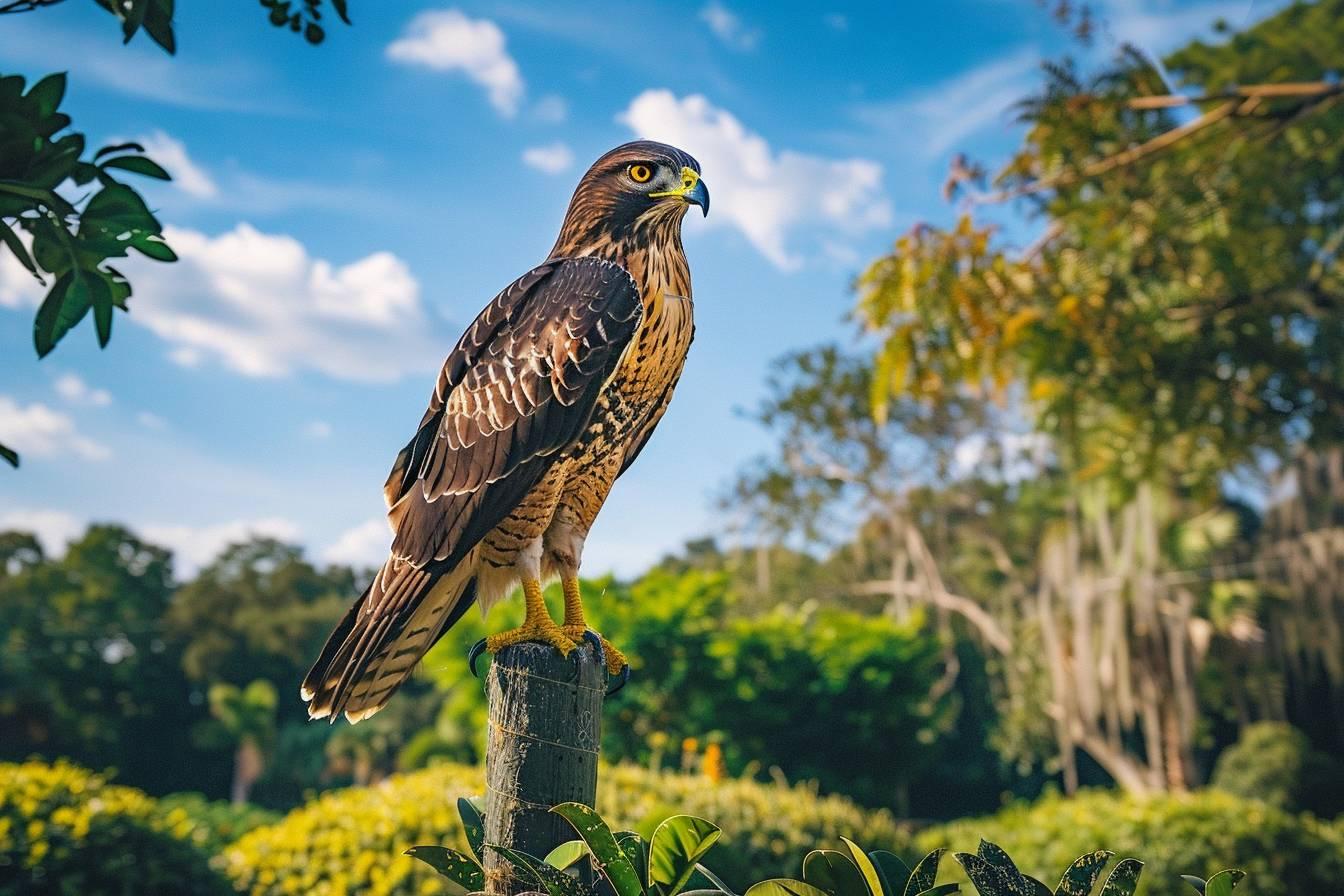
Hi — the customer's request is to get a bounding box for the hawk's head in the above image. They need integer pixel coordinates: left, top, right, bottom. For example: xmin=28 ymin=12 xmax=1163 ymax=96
xmin=553 ymin=141 xmax=708 ymax=256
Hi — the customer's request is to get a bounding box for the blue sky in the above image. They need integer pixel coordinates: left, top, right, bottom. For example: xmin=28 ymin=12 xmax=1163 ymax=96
xmin=0 ymin=0 xmax=1275 ymax=578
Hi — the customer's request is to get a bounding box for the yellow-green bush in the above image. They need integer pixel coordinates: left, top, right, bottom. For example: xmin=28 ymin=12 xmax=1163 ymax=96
xmin=0 ymin=760 xmax=230 ymax=896
xmin=596 ymin=764 xmax=910 ymax=888
xmin=156 ymin=792 xmax=281 ymax=855
xmin=917 ymin=788 xmax=1344 ymax=896
xmin=221 ymin=763 xmax=911 ymax=896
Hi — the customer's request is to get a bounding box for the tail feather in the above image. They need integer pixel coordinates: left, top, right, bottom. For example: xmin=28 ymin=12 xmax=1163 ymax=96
xmin=303 ymin=562 xmax=476 ymax=723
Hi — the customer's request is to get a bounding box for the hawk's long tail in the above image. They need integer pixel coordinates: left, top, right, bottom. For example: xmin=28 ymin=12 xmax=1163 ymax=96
xmin=302 ymin=561 xmax=477 ymax=723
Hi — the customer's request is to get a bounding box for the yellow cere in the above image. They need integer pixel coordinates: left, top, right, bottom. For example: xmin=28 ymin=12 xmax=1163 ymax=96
xmin=650 ymin=166 xmax=700 ymax=199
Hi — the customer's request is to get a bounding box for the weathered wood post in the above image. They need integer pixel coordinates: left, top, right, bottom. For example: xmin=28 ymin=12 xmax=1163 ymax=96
xmin=483 ymin=641 xmax=605 ymax=896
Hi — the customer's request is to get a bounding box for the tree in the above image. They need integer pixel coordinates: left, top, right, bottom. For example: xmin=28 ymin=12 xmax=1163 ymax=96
xmin=166 ymin=537 xmax=351 ymax=712
xmin=0 ymin=0 xmax=353 ymax=467
xmin=0 ymin=525 xmax=229 ymax=795
xmin=207 ymin=679 xmax=278 ymax=805
xmin=730 ymin=1 xmax=1344 ymax=794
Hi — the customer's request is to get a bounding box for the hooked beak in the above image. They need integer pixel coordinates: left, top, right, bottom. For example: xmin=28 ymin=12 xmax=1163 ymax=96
xmin=651 ymin=166 xmax=710 ymax=217
xmin=685 ymin=177 xmax=709 ymax=217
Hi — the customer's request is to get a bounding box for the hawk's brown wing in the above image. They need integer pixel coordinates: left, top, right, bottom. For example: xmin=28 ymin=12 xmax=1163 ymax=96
xmin=303 ymin=257 xmax=640 ymax=721
xmin=384 ymin=256 xmax=642 ymax=568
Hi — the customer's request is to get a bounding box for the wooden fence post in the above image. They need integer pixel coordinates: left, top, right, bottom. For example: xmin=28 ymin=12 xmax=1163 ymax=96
xmin=483 ymin=641 xmax=605 ymax=896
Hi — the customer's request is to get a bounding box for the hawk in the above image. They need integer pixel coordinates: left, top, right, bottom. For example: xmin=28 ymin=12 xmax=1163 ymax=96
xmin=303 ymin=141 xmax=708 ymax=722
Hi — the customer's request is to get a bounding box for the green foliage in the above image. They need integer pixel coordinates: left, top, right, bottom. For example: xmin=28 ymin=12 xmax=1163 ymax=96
xmin=221 ymin=762 xmax=910 ymax=895
xmin=1180 ymin=870 xmax=1245 ymax=896
xmin=0 ymin=759 xmax=230 ymax=895
xmin=746 ymin=837 xmax=954 ymax=896
xmin=429 ymin=570 xmax=956 ymax=810
xmin=856 ymin=0 xmax=1344 ymax=495
xmin=0 ymin=525 xmax=228 ymax=796
xmin=153 ymin=792 xmax=281 ymax=854
xmin=451 ymin=803 xmax=730 ymax=896
xmin=1210 ymin=722 xmax=1344 ymax=816
xmin=0 ymin=72 xmax=174 ymax=354
xmin=918 ymin=788 xmax=1343 ymax=896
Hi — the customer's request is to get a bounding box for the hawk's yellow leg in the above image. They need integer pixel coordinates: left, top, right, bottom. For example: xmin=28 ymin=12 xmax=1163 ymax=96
xmin=486 ymin=579 xmax=576 ymax=656
xmin=560 ymin=577 xmax=628 ymax=675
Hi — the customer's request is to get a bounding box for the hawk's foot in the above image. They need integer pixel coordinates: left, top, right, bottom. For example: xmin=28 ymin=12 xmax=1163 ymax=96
xmin=561 ymin=626 xmax=628 ymax=677
xmin=467 ymin=578 xmax=575 ymax=677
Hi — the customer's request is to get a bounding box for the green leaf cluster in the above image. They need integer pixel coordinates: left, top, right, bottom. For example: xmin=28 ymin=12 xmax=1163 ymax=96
xmin=746 ymin=839 xmax=955 ymax=896
xmin=0 ymin=759 xmax=232 ymax=895
xmin=0 ymin=72 xmax=176 ymax=361
xmin=918 ymin=787 xmax=1344 ymax=896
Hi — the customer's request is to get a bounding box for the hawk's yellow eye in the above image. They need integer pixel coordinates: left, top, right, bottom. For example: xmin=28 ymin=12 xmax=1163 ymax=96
xmin=628 ymin=164 xmax=653 ymax=184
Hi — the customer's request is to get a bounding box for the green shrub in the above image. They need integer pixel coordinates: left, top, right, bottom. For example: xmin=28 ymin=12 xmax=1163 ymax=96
xmin=221 ymin=762 xmax=910 ymax=895
xmin=0 ymin=759 xmax=230 ymax=896
xmin=917 ymin=788 xmax=1344 ymax=896
xmin=1211 ymin=722 xmax=1344 ymax=816
xmin=155 ymin=792 xmax=281 ymax=854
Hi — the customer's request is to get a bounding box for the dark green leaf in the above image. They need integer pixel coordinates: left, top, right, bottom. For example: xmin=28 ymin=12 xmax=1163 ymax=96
xmin=1098 ymin=860 xmax=1142 ymax=896
xmin=121 ymin=0 xmax=149 ymax=43
xmin=0 ymin=443 xmax=18 ymax=468
xmin=25 ymin=72 xmax=66 ymax=118
xmin=975 ymin=843 xmax=1028 ymax=896
xmin=953 ymin=855 xmax=998 ymax=896
xmin=617 ymin=832 xmax=648 ymax=890
xmin=1024 ymin=879 xmax=1050 ymax=896
xmin=1054 ymin=852 xmax=1113 ymax=896
xmin=100 ymin=155 xmax=172 ymax=181
xmin=803 ymin=850 xmax=868 ymax=896
xmin=746 ymin=881 xmax=832 ymax=896
xmin=490 ymin=845 xmax=588 ymax=896
xmin=694 ymin=863 xmax=735 ymax=896
xmin=91 ymin=273 xmax=113 ymax=347
xmin=552 ymin=803 xmax=643 ymax=896
xmin=913 ymin=887 xmax=959 ymax=896
xmin=0 ymin=221 xmax=39 ymax=277
xmin=305 ymin=21 xmax=325 ymax=43
xmin=330 ymin=0 xmax=350 ymax=24
xmin=404 ymin=846 xmax=484 ymax=892
xmin=905 ymin=851 xmax=945 ymax=896
xmin=649 ymin=816 xmax=722 ymax=896
xmin=1180 ymin=877 xmax=1205 ymax=895
xmin=456 ymin=796 xmax=484 ymax=861
xmin=142 ymin=0 xmax=176 ymax=53
xmin=869 ymin=852 xmax=910 ymax=896
xmin=94 ymin=142 xmax=147 ymax=162
xmin=33 ymin=269 xmax=93 ymax=357
xmin=957 ymin=854 xmax=1007 ymax=896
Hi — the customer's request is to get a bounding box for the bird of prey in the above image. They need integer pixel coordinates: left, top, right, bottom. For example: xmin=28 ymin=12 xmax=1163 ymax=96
xmin=303 ymin=141 xmax=708 ymax=723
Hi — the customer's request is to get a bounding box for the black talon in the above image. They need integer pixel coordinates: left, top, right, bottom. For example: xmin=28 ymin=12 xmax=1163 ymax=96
xmin=468 ymin=638 xmax=489 ymax=678
xmin=581 ymin=630 xmax=606 ymax=670
xmin=605 ymin=665 xmax=630 ymax=697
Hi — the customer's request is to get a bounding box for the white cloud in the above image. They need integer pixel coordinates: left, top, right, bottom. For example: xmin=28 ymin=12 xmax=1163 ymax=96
xmin=322 ymin=517 xmax=391 ymax=568
xmin=136 ymin=411 xmax=168 ymax=430
xmin=387 ymin=9 xmax=525 ymax=117
xmin=621 ymin=90 xmax=891 ymax=270
xmin=531 ymin=94 xmax=568 ymax=123
xmin=0 ymin=396 xmax=109 ymax=461
xmin=119 ymin=223 xmax=438 ymax=382
xmin=522 ymin=142 xmax=574 ymax=175
xmin=135 ymin=130 xmax=218 ymax=199
xmin=54 ymin=373 xmax=112 ymax=407
xmin=304 ymin=420 xmax=333 ymax=439
xmin=141 ymin=517 xmax=303 ymax=576
xmin=699 ymin=2 xmax=761 ymax=51
xmin=0 ymin=508 xmax=82 ymax=555
xmin=1098 ymin=0 xmax=1263 ymax=56
xmin=853 ymin=48 xmax=1040 ymax=160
